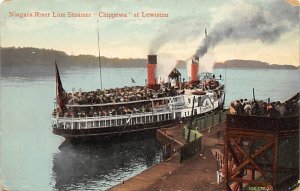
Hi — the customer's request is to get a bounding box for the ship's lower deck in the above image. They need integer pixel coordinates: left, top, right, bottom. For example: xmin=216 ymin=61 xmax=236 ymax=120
xmin=52 ymin=85 xmax=225 ymax=141
xmin=53 ymin=119 xmax=180 ymax=145
xmin=52 ymin=106 xmax=223 ymax=143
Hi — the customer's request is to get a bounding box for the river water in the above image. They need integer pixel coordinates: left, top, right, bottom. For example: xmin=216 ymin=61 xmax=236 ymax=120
xmin=0 ymin=67 xmax=299 ymax=191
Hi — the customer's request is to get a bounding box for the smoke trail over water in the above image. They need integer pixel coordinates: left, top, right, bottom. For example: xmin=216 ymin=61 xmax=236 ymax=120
xmin=148 ymin=0 xmax=298 ymax=59
xmin=195 ymin=0 xmax=299 ymax=57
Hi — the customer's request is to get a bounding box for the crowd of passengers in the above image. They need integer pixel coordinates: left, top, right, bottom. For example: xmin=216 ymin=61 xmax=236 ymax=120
xmin=65 ymin=79 xmax=220 ymax=106
xmin=65 ymin=85 xmax=182 ymax=105
xmin=55 ymin=79 xmax=221 ymax=117
xmin=61 ymin=102 xmax=154 ymax=118
xmin=229 ymin=96 xmax=299 ymax=117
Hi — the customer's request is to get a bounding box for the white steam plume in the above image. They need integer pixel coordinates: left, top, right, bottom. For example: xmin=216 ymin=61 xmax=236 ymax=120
xmin=156 ymin=54 xmax=177 ymax=83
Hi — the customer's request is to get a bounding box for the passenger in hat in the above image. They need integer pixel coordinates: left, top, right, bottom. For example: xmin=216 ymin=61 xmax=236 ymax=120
xmin=266 ymin=103 xmax=280 ymax=117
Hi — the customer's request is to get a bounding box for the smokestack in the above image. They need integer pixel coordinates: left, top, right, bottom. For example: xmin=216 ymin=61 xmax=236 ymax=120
xmin=190 ymin=55 xmax=199 ymax=84
xmin=147 ymin=55 xmax=157 ymax=88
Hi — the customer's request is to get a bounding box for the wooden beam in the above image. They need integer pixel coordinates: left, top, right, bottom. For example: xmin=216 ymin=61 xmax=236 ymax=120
xmin=231 ymin=178 xmax=269 ymax=186
xmin=273 ymin=134 xmax=278 ymax=190
xmin=224 ymin=129 xmax=230 ymax=190
xmin=228 ymin=144 xmax=241 ymax=166
xmin=229 ymin=139 xmax=274 ymax=180
xmin=230 ymin=138 xmax=272 ymax=184
xmin=227 ymin=131 xmax=275 ymax=139
xmin=227 ymin=128 xmax=275 ymax=137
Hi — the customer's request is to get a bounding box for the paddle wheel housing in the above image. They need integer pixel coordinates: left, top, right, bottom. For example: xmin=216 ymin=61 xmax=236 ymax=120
xmin=223 ymin=114 xmax=299 ymax=191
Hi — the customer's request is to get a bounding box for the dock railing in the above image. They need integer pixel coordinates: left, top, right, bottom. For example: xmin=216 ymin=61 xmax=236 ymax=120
xmin=226 ymin=114 xmax=299 ymax=132
xmin=193 ymin=110 xmax=228 ymax=132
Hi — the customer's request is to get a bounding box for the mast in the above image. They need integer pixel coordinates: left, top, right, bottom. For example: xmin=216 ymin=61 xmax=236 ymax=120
xmin=97 ymin=20 xmax=103 ymax=89
xmin=187 ymin=96 xmax=196 ymax=143
xmin=205 ymin=27 xmax=208 ymax=54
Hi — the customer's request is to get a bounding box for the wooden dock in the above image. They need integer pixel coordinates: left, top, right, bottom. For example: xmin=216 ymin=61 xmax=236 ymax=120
xmin=109 ymin=146 xmax=220 ymax=191
xmin=108 ymin=157 xmax=181 ymax=191
xmin=109 ymin=122 xmax=226 ymax=191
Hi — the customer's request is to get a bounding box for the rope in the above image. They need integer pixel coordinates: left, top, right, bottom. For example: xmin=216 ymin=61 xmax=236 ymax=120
xmin=134 ymin=67 xmax=147 ymax=80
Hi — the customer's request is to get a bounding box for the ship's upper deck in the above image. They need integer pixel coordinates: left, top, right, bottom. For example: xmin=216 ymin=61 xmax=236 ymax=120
xmin=63 ymin=80 xmax=221 ymax=107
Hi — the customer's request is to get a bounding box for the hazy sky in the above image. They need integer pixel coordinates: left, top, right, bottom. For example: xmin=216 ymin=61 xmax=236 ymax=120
xmin=0 ymin=0 xmax=299 ymax=66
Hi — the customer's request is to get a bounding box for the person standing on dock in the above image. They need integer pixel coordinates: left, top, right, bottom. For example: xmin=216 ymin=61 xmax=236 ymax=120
xmin=266 ymin=104 xmax=280 ymax=117
xmin=229 ymin=102 xmax=237 ymax=114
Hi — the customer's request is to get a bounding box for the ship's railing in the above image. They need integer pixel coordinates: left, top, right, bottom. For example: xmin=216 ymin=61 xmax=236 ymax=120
xmin=65 ymin=99 xmax=151 ymax=108
xmin=52 ymin=110 xmax=175 ymax=130
xmin=227 ymin=114 xmax=299 ymax=132
xmin=53 ymin=109 xmax=174 ymax=122
xmin=63 ymin=95 xmax=185 ymax=108
xmin=54 ymin=111 xmax=155 ymax=122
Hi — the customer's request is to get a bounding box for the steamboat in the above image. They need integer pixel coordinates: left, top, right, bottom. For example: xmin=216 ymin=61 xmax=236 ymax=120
xmin=52 ymin=55 xmax=225 ymax=142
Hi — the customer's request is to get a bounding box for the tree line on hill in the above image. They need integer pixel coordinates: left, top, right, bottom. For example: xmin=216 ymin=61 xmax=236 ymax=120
xmin=214 ymin=60 xmax=297 ymax=70
xmin=0 ymin=47 xmax=148 ymax=77
xmin=0 ymin=47 xmax=297 ymax=77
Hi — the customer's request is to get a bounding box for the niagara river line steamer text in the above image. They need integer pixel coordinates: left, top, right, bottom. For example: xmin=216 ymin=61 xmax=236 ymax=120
xmin=8 ymin=11 xmax=169 ymax=19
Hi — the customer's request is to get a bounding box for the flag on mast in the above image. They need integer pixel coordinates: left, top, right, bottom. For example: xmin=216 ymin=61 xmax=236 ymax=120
xmin=55 ymin=60 xmax=66 ymax=110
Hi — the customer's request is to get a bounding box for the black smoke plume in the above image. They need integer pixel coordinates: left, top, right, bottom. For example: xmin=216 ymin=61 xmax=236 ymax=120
xmin=195 ymin=0 xmax=299 ymax=57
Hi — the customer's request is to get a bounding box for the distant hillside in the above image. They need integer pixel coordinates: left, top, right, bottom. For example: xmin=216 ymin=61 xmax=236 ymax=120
xmin=0 ymin=47 xmax=297 ymax=77
xmin=214 ymin=60 xmax=297 ymax=70
xmin=0 ymin=47 xmax=189 ymax=77
xmin=1 ymin=47 xmax=147 ymax=68
xmin=0 ymin=47 xmax=149 ymax=77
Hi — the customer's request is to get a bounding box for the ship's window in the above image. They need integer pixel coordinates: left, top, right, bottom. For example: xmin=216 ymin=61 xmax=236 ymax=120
xmin=141 ymin=117 xmax=145 ymax=123
xmin=100 ymin=121 xmax=105 ymax=127
xmin=111 ymin=120 xmax=115 ymax=126
xmin=65 ymin=122 xmax=71 ymax=129
xmin=117 ymin=119 xmax=121 ymax=126
xmin=176 ymin=112 xmax=181 ymax=119
xmin=188 ymin=99 xmax=191 ymax=104
xmin=80 ymin=122 xmax=86 ymax=129
xmin=73 ymin=122 xmax=77 ymax=129
xmin=132 ymin=118 xmax=136 ymax=124
xmin=106 ymin=120 xmax=110 ymax=126
xmin=137 ymin=117 xmax=141 ymax=123
xmin=162 ymin=114 xmax=165 ymax=121
xmin=188 ymin=111 xmax=190 ymax=115
xmin=146 ymin=116 xmax=150 ymax=122
xmin=185 ymin=112 xmax=187 ymax=116
xmin=122 ymin=119 xmax=126 ymax=125
xmin=153 ymin=115 xmax=157 ymax=122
